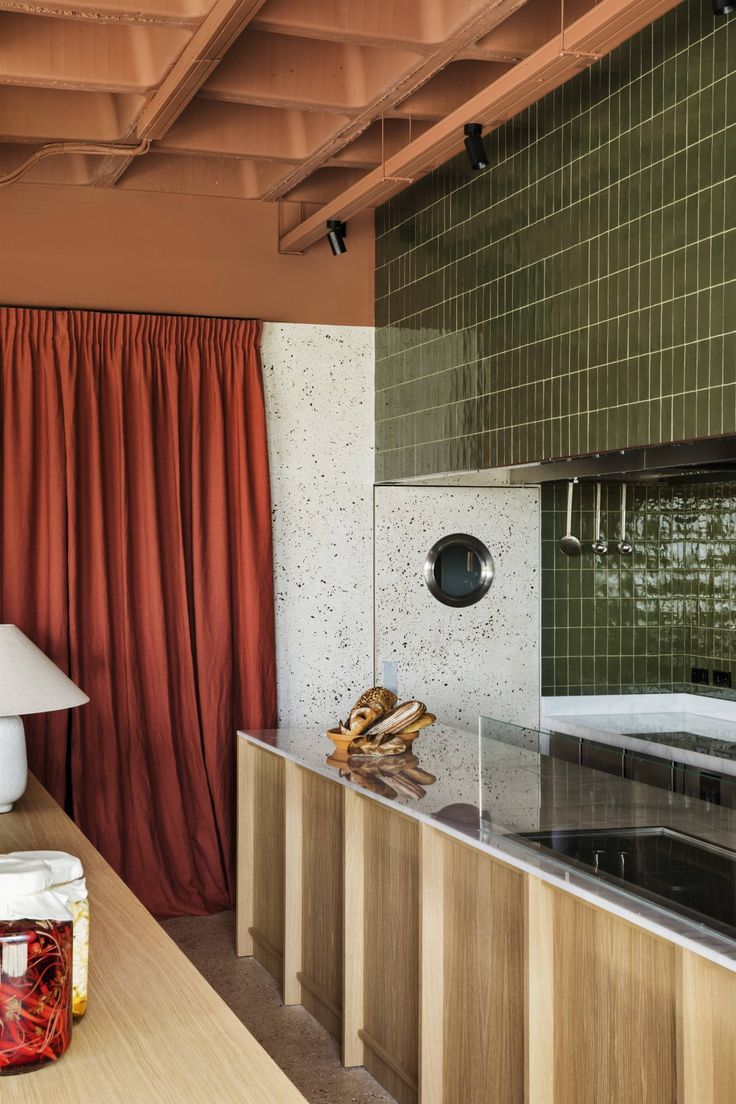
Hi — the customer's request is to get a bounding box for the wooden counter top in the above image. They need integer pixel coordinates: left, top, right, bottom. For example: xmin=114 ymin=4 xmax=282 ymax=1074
xmin=0 ymin=775 xmax=307 ymax=1104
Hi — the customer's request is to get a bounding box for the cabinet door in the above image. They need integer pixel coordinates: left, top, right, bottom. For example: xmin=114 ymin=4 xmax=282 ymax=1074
xmin=549 ymin=731 xmax=582 ymax=765
xmin=624 ymin=751 xmax=674 ymax=791
xmin=700 ymin=771 xmax=723 ymax=805
xmin=582 ymin=740 xmax=624 ymax=778
xmin=674 ymin=765 xmax=736 ymax=808
xmin=719 ymin=775 xmax=736 ymax=809
xmin=674 ymin=764 xmax=702 ymax=798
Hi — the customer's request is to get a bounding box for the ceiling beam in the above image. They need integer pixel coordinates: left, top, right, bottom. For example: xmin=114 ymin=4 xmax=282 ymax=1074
xmin=0 ymin=87 xmax=144 ymax=143
xmin=278 ymin=0 xmax=683 ymax=254
xmin=248 ymin=0 xmax=502 ymax=51
xmin=0 ymin=15 xmax=189 ymax=94
xmin=116 ymin=152 xmax=364 ymax=202
xmin=199 ymin=31 xmax=422 ymax=114
xmin=259 ymin=0 xmax=531 ymax=202
xmin=0 ymin=0 xmax=202 ymax=28
xmin=159 ymin=101 xmax=350 ymax=161
xmin=249 ymin=0 xmax=550 ymax=63
xmin=91 ymin=0 xmax=268 ymax=186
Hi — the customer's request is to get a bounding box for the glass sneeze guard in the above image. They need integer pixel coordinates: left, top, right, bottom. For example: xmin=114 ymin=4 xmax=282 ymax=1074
xmin=478 ymin=713 xmax=736 ymax=953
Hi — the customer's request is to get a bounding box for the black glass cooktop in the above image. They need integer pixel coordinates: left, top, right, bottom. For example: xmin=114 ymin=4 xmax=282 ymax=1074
xmin=518 ymin=826 xmax=736 ymax=938
xmin=623 ymin=730 xmax=736 ymax=759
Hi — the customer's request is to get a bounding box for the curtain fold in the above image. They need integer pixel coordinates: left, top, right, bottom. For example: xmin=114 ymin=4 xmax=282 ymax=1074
xmin=0 ymin=306 xmax=276 ymax=916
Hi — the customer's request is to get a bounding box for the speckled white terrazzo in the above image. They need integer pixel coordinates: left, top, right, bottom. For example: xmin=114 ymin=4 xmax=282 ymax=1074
xmin=261 ymin=323 xmax=374 ymax=727
xmin=374 ymin=484 xmax=540 ymax=731
xmin=239 ymin=723 xmax=736 ymax=973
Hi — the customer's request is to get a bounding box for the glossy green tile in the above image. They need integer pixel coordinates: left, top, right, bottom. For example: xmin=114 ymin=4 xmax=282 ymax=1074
xmin=375 ymin=0 xmax=736 ymax=482
xmin=542 ymin=480 xmax=736 ymax=698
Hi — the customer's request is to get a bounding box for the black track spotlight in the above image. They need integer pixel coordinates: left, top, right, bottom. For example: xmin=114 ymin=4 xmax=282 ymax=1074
xmin=326 ymin=219 xmax=347 ymax=256
xmin=713 ymin=0 xmax=735 ymax=12
xmin=464 ymin=122 xmax=489 ymax=171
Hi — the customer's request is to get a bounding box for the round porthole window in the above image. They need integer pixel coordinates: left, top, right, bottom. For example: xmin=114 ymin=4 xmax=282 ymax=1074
xmin=423 ymin=534 xmax=494 ymax=608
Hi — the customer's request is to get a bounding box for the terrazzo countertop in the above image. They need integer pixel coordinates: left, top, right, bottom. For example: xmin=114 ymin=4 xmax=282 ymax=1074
xmin=541 ymin=694 xmax=736 ymax=775
xmin=240 ymin=721 xmax=736 ymax=973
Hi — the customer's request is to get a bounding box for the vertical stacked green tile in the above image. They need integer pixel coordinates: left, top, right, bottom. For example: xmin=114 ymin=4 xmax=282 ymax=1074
xmin=542 ymin=479 xmax=736 ymax=698
xmin=375 ymin=0 xmax=736 ymax=482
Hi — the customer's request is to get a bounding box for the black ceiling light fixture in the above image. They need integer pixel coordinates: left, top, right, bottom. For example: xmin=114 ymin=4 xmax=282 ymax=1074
xmin=326 ymin=219 xmax=347 ymax=255
xmin=464 ymin=123 xmax=489 ymax=170
xmin=713 ymin=0 xmax=735 ymax=13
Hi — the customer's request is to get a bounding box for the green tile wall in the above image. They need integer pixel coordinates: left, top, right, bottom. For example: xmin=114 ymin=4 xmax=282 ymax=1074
xmin=542 ymin=479 xmax=736 ymax=698
xmin=375 ymin=0 xmax=736 ymax=482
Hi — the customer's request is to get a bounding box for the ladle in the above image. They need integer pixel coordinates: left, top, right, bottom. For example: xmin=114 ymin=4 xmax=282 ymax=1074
xmin=592 ymin=483 xmax=608 ymax=556
xmin=618 ymin=483 xmax=633 ymax=556
xmin=559 ymin=481 xmax=582 ymax=557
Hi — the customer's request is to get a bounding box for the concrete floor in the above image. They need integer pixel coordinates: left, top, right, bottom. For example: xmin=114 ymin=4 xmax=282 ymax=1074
xmin=161 ymin=910 xmax=395 ymax=1104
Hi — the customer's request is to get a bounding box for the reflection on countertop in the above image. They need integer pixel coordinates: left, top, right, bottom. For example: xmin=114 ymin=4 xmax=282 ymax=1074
xmin=334 ymin=749 xmax=437 ymax=801
xmin=241 ymin=719 xmax=736 ymax=972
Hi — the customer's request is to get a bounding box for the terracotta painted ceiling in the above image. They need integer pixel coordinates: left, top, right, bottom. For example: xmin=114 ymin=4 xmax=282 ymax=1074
xmin=0 ymin=0 xmax=682 ymax=250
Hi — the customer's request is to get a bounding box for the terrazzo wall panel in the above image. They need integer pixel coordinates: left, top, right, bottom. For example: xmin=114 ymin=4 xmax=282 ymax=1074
xmin=261 ymin=323 xmax=374 ymax=727
xmin=374 ymin=484 xmax=541 ymax=733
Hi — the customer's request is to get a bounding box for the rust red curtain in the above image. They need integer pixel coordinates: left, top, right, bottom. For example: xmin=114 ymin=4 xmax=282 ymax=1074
xmin=0 ymin=306 xmax=276 ymax=916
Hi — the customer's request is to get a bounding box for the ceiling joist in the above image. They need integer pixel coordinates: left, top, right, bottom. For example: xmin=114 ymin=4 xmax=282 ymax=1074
xmin=91 ymin=0 xmax=269 ymax=185
xmin=258 ymin=0 xmax=530 ymax=201
xmin=278 ymin=0 xmax=685 ymax=253
xmin=0 ymin=0 xmax=689 ymax=239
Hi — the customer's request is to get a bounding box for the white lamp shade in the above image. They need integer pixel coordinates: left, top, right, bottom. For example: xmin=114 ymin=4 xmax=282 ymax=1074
xmin=0 ymin=625 xmax=89 ymax=717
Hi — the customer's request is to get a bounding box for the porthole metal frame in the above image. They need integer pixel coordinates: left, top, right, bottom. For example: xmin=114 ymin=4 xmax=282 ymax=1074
xmin=423 ymin=533 xmax=495 ymax=608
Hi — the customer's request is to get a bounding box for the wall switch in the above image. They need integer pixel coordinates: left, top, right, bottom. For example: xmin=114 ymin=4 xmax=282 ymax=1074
xmin=713 ymin=670 xmax=732 ymax=689
xmin=382 ymin=660 xmax=398 ymax=696
xmin=691 ymin=667 xmax=709 ymax=685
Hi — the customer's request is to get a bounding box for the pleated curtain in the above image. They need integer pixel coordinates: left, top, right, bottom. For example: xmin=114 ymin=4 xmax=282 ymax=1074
xmin=0 ymin=306 xmax=276 ymax=916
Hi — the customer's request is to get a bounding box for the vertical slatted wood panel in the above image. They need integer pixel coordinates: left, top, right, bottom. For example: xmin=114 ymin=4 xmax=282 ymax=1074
xmin=299 ymin=769 xmax=344 ymax=1039
xmin=442 ymin=840 xmax=525 ymax=1104
xmin=552 ymin=890 xmax=677 ymax=1104
xmin=524 ymin=875 xmax=555 ymax=1104
xmin=283 ymin=760 xmax=304 ymax=1005
xmin=236 ymin=736 xmax=255 ymax=956
xmin=362 ymin=801 xmax=420 ymax=1104
xmin=343 ymin=788 xmax=367 ymax=1067
xmin=678 ymin=949 xmax=736 ymax=1104
xmin=419 ymin=824 xmax=444 ymax=1104
xmin=251 ymin=748 xmax=286 ymax=980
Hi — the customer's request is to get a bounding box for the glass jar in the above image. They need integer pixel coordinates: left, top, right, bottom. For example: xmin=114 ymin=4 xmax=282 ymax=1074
xmin=9 ymin=851 xmax=89 ymax=1019
xmin=0 ymin=857 xmax=73 ymax=1075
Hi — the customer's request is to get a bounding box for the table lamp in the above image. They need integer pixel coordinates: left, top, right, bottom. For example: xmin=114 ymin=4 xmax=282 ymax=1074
xmin=0 ymin=625 xmax=89 ymax=812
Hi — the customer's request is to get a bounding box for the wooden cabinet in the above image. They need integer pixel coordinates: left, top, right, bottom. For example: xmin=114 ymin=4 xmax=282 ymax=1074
xmin=238 ymin=738 xmax=736 ymax=1104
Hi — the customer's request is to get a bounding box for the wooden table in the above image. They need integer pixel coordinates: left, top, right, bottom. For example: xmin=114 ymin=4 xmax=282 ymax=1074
xmin=0 ymin=775 xmax=307 ymax=1104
